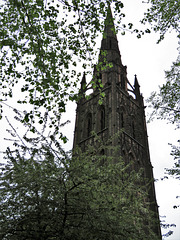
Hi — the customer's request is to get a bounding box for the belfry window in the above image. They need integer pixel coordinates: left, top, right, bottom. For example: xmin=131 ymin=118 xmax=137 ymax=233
xmin=120 ymin=112 xmax=124 ymax=128
xmin=121 ymin=74 xmax=125 ymax=89
xmin=100 ymin=106 xmax=105 ymax=130
xmin=87 ymin=113 xmax=92 ymax=137
xmin=132 ymin=121 xmax=135 ymax=139
xmin=109 ymin=39 xmax=112 ymax=49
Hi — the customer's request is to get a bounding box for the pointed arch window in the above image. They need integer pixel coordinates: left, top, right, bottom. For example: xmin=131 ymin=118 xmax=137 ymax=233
xmin=120 ymin=112 xmax=124 ymax=129
xmin=109 ymin=39 xmax=112 ymax=49
xmin=87 ymin=113 xmax=92 ymax=137
xmin=132 ymin=121 xmax=135 ymax=139
xmin=100 ymin=106 xmax=105 ymax=130
xmin=121 ymin=74 xmax=125 ymax=89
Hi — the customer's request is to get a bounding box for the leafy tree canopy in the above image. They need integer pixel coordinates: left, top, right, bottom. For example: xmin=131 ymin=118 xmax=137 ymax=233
xmin=0 ymin=128 xmax=160 ymax=240
xmin=143 ymin=0 xmax=180 ymax=207
xmin=0 ymin=0 xmax=127 ymax=134
xmin=0 ymin=0 xmax=154 ymax=137
xmin=143 ymin=0 xmax=180 ymax=127
xmin=147 ymin=55 xmax=180 ymax=127
xmin=142 ymin=0 xmax=180 ymax=43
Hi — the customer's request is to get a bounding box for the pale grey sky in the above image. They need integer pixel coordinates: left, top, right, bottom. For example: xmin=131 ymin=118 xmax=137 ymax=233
xmin=0 ymin=1 xmax=179 ymax=239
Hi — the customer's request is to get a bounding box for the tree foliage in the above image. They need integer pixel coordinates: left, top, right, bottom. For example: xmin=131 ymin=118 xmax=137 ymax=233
xmin=0 ymin=0 xmax=127 ymax=133
xmin=147 ymin=52 xmax=180 ymax=183
xmin=147 ymin=55 xmax=180 ymax=126
xmin=0 ymin=125 xmax=160 ymax=240
xmin=143 ymin=0 xmax=180 ymax=127
xmin=144 ymin=0 xmax=180 ymax=212
xmin=142 ymin=0 xmax=180 ymax=43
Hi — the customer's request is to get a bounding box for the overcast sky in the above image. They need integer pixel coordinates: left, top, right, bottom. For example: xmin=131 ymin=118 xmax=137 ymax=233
xmin=0 ymin=1 xmax=179 ymax=239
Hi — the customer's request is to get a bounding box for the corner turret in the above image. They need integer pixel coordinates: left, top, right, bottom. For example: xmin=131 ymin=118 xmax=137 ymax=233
xmin=134 ymin=74 xmax=141 ymax=100
xmin=78 ymin=72 xmax=87 ymax=101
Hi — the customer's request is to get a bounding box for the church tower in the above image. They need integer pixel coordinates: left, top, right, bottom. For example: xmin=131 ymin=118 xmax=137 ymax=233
xmin=73 ymin=7 xmax=161 ymax=238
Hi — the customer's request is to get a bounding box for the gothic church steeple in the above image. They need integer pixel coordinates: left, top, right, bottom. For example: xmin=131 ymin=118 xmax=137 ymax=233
xmin=73 ymin=6 xmax=161 ymax=238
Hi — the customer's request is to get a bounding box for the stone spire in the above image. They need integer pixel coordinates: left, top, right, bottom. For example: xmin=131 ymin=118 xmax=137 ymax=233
xmin=99 ymin=5 xmax=121 ymax=64
xmin=93 ymin=5 xmax=124 ymax=90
